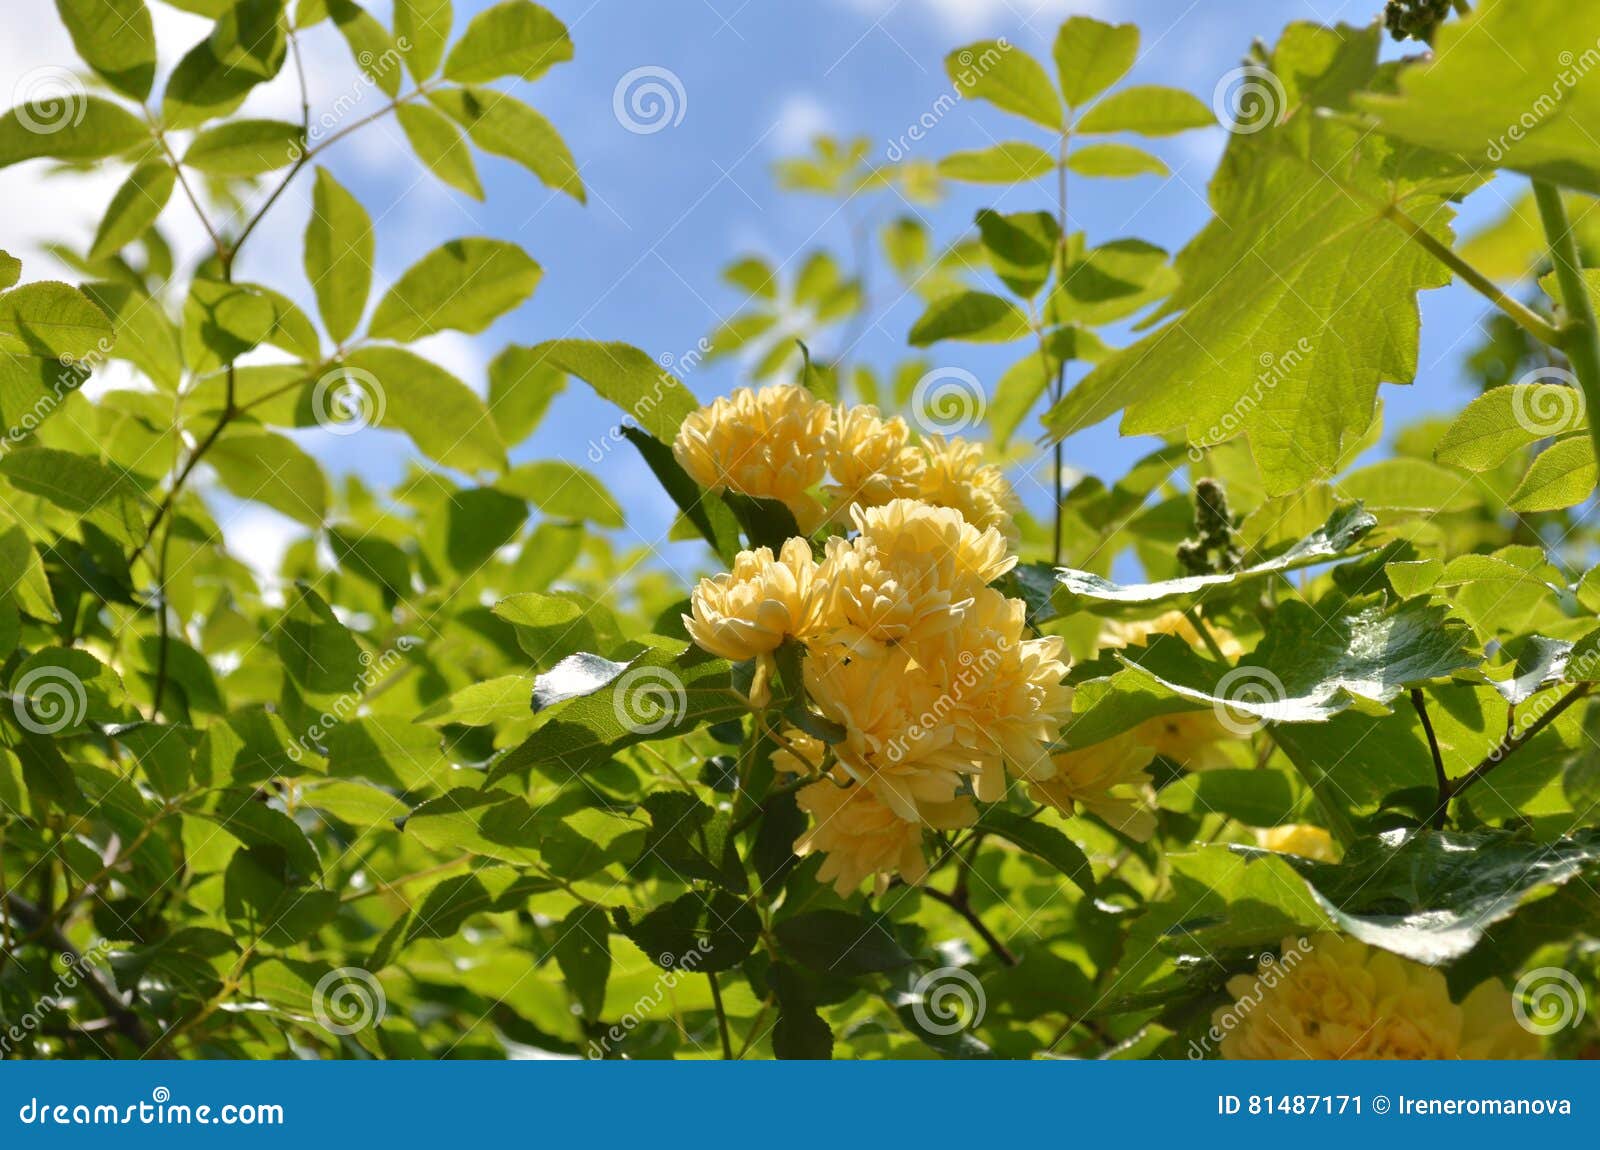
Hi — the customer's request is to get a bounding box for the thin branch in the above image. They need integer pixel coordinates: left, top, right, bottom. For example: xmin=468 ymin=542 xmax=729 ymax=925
xmin=1 ymin=893 xmax=150 ymax=1051
xmin=1410 ymin=687 xmax=1449 ymax=829
xmin=1533 ymin=179 xmax=1600 ymax=478
xmin=1380 ymin=201 xmax=1562 ymax=346
xmin=1448 ymin=682 xmax=1593 ymax=801
xmin=920 ymin=885 xmax=1018 ymax=966
xmin=707 ymin=970 xmax=734 ymax=1059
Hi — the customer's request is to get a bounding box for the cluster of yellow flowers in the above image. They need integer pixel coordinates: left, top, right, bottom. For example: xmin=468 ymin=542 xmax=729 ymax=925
xmin=681 ymin=488 xmax=1073 ymax=896
xmin=1217 ymin=934 xmax=1540 ymax=1059
xmin=672 ymin=383 xmax=1016 ymax=537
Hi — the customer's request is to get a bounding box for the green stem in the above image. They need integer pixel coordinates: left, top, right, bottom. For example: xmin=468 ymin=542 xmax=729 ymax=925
xmin=1380 ymin=202 xmax=1562 ymax=346
xmin=707 ymin=970 xmax=734 ymax=1059
xmin=1051 ymin=129 xmax=1070 ymax=566
xmin=1532 ymin=180 xmax=1600 ymax=476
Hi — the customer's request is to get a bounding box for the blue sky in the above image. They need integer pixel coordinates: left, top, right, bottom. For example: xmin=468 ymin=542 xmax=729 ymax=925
xmin=1 ymin=0 xmax=1526 ymax=574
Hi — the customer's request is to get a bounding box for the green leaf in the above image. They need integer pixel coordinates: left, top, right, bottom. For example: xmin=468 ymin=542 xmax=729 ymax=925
xmin=211 ymin=0 xmax=288 ymax=80
xmin=1435 ymin=381 xmax=1588 ymax=471
xmin=340 ymin=346 xmax=507 ymax=473
xmin=1053 ymin=17 xmax=1138 ymax=108
xmin=0 ymin=97 xmax=148 ymax=168
xmin=11 ymin=647 xmax=126 ymax=732
xmin=527 ymin=340 xmax=699 ymax=443
xmin=394 ymin=102 xmax=483 ymax=201
xmin=614 ymin=891 xmax=759 ymax=973
xmin=304 ymin=168 xmax=373 ymax=345
xmin=208 ymin=431 xmax=329 ymax=527
xmin=1057 ymin=503 xmax=1376 ymax=611
xmin=1335 ymin=458 xmax=1477 ymax=512
xmin=1065 ymin=141 xmax=1167 ymax=178
xmin=1285 ymin=829 xmax=1600 ymax=963
xmin=1075 ymin=84 xmax=1211 ymax=135
xmin=0 ymin=447 xmax=147 ymax=546
xmin=394 ymin=0 xmax=452 ymax=81
xmin=80 ymin=282 xmax=181 ymax=392
xmin=328 ymin=527 xmax=412 ymax=602
xmin=56 ymin=0 xmax=157 ymax=100
xmin=486 ymin=344 xmax=564 ymax=443
xmin=1159 ymin=769 xmax=1299 ymax=827
xmin=1045 ymin=24 xmax=1473 ymax=494
xmin=493 ymin=643 xmax=743 ymax=778
xmin=553 ymin=904 xmax=610 ymax=1020
xmin=0 ymin=252 xmax=18 ymax=291
xmin=324 ymin=716 xmax=445 ymax=791
xmin=977 ymin=810 xmax=1093 ymax=895
xmin=1046 ymin=236 xmax=1176 ymax=326
xmin=500 ymin=461 xmax=622 ymax=527
xmin=975 ymin=209 xmax=1058 ymax=299
xmin=327 ymin=0 xmax=401 ymax=97
xmin=908 ymin=291 xmax=1029 ymax=346
xmin=429 ymin=86 xmax=584 ymax=202
xmin=990 ymin=327 xmax=1107 ymax=449
xmin=183 ymin=119 xmax=303 ymax=176
xmin=945 ymin=40 xmax=1061 ymax=130
xmin=1357 ymin=4 xmax=1600 ymax=195
xmin=1119 ymin=596 xmax=1480 ymax=725
xmin=162 ymin=33 xmax=274 ymax=129
xmin=275 ymin=585 xmax=363 ymax=696
xmin=368 ymin=238 xmax=541 ymax=343
xmin=90 ymin=160 xmax=174 ymax=262
xmin=774 ymin=910 xmax=913 ymax=975
xmin=443 ymin=0 xmax=573 ymax=84
xmin=936 ymin=141 xmax=1054 ymax=184
xmin=1508 ymin=436 xmax=1596 ymax=511
xmin=415 ymin=674 xmax=534 ymax=727
xmin=621 ymin=425 xmax=742 ymax=564
xmin=424 ymin=486 xmax=526 ymax=571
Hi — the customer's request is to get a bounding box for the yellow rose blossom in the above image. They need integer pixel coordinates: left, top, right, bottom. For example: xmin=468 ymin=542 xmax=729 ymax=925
xmin=922 ymin=587 xmax=1073 ymax=801
xmin=823 ymin=404 xmax=924 ymax=515
xmin=1100 ymin=609 xmax=1245 ymax=659
xmin=683 ymin=537 xmax=821 ymax=661
xmin=1256 ymin=824 xmax=1338 ymax=862
xmin=816 ymin=499 xmax=1014 ymax=645
xmin=804 ymin=637 xmax=981 ymax=819
xmin=795 ymin=773 xmax=974 ymax=897
xmin=1031 ymin=732 xmax=1157 ymax=841
xmin=917 ymin=434 xmax=1017 ymax=538
xmin=672 ymin=384 xmax=833 ymax=530
xmin=1217 ymin=934 xmax=1541 ymax=1060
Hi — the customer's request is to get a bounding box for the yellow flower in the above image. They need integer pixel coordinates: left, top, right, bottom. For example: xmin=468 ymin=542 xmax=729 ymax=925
xmin=917 ymin=434 xmax=1017 ymax=539
xmin=816 ymin=499 xmax=1014 ymax=645
xmin=1216 ymin=934 xmax=1541 ymax=1060
xmin=921 ymin=588 xmax=1073 ymax=801
xmin=684 ymin=537 xmax=820 ymax=661
xmin=1256 ymin=824 xmax=1338 ymax=862
xmin=805 ymin=637 xmax=981 ymax=819
xmin=823 ymin=404 xmax=924 ymax=514
xmin=1031 ymin=732 xmax=1156 ymax=841
xmin=795 ymin=775 xmax=974 ymax=897
xmin=672 ymin=384 xmax=833 ymax=530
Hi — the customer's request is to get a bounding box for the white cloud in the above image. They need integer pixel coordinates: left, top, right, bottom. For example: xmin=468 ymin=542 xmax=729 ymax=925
xmin=771 ymin=93 xmax=833 ymax=154
xmin=836 ymin=0 xmax=1110 ymax=38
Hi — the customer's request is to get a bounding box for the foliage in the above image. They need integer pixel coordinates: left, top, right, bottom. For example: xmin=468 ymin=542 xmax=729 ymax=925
xmin=0 ymin=0 xmax=1598 ymax=1062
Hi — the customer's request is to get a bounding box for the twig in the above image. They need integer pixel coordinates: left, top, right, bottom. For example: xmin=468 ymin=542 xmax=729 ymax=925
xmin=1446 ymin=682 xmax=1593 ymax=802
xmin=1533 ymin=180 xmax=1600 ymax=479
xmin=919 ymin=885 xmax=1018 ymax=966
xmin=1 ymin=893 xmax=150 ymax=1051
xmin=1410 ymin=687 xmax=1450 ymax=829
xmin=707 ymin=970 xmax=734 ymax=1059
